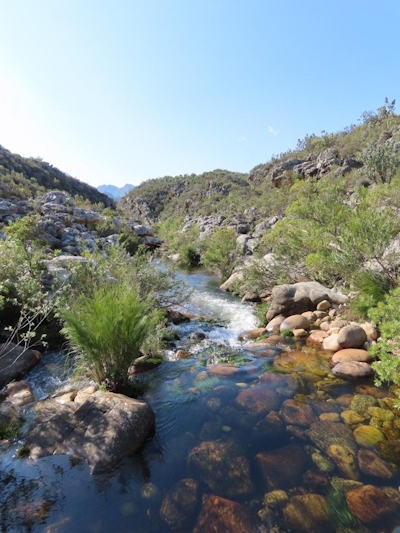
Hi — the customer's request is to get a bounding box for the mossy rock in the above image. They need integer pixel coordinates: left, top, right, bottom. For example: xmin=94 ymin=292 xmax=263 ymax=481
xmin=353 ymin=425 xmax=386 ymax=448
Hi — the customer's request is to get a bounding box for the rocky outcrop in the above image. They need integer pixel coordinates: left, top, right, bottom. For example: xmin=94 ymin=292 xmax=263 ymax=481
xmin=266 ymin=281 xmax=348 ymax=320
xmin=25 ymin=390 xmax=155 ymax=474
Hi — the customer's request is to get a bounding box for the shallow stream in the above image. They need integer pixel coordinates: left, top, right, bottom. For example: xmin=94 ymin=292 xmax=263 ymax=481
xmin=1 ymin=269 xmax=400 ymax=532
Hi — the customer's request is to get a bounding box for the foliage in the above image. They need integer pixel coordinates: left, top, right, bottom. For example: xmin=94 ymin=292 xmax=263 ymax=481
xmin=359 ymin=139 xmax=400 ymax=184
xmin=117 ymin=231 xmax=140 ymax=255
xmin=60 ymin=281 xmax=164 ymax=392
xmin=254 ymin=301 xmax=270 ymax=327
xmin=0 ymin=217 xmax=58 ymax=351
xmin=266 ymin=180 xmax=399 ymax=287
xmin=327 ymin=488 xmax=359 ymax=530
xmin=202 ymin=228 xmax=238 ymax=280
xmin=349 ymin=270 xmax=391 ymax=319
xmin=0 ymin=418 xmax=23 ymax=440
xmin=369 ymin=285 xmax=400 ymax=405
xmin=0 ymin=144 xmax=114 ymax=206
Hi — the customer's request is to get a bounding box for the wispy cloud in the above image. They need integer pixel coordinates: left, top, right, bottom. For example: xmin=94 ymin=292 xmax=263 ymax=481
xmin=268 ymin=125 xmax=279 ymax=135
xmin=238 ymin=136 xmax=246 ymax=142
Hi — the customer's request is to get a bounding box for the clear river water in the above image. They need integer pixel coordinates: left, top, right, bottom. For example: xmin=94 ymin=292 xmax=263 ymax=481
xmin=0 ymin=269 xmax=399 ymax=532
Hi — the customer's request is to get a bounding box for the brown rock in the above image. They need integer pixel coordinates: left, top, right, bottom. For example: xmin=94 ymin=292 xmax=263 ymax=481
xmin=238 ymin=328 xmax=266 ymax=340
xmin=207 ymin=364 xmax=239 ymax=376
xmin=193 ymin=494 xmax=261 ymax=533
xmin=337 ymin=325 xmax=368 ymax=349
xmin=307 ymin=330 xmax=329 ymax=346
xmin=280 ymin=399 xmax=318 ymax=427
xmin=360 ymin=322 xmax=379 ymax=340
xmin=283 ymin=494 xmax=330 ymax=533
xmin=265 ymin=315 xmax=285 ymax=332
xmin=0 ymin=380 xmax=34 ymax=407
xmin=273 ymin=351 xmax=331 ymax=377
xmin=326 ymin=444 xmax=360 ymax=480
xmin=358 ymin=450 xmax=394 ymax=479
xmin=322 ymin=333 xmax=340 ymax=351
xmin=317 ymin=300 xmax=331 ymax=311
xmin=346 ymin=484 xmax=395 ymax=524
xmin=188 ymin=442 xmax=253 ymax=498
xmin=280 ymin=315 xmax=310 ymax=332
xmin=353 ymin=425 xmax=386 ymax=448
xmin=332 ymin=348 xmax=372 ymax=364
xmin=236 ymin=385 xmax=280 ymax=414
xmin=160 ymin=478 xmax=199 ymax=529
xmin=256 ymin=444 xmax=310 ymax=491
xmin=293 ymin=328 xmax=308 ymax=338
xmin=332 ymin=361 xmax=373 ymax=379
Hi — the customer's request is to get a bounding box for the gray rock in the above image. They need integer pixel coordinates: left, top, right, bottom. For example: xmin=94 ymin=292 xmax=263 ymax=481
xmin=26 ymin=391 xmax=155 ymax=473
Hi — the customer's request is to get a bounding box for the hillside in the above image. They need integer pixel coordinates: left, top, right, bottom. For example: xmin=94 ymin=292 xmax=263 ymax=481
xmin=121 ymin=100 xmax=400 ymax=227
xmin=0 ymin=145 xmax=115 ymax=207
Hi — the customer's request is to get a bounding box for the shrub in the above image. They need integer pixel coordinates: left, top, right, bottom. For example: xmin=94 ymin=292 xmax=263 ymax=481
xmin=369 ymin=285 xmax=400 ymax=406
xmin=349 ymin=270 xmax=391 ymax=319
xmin=359 ymin=139 xmax=400 ymax=184
xmin=60 ymin=281 xmax=164 ymax=393
xmin=202 ymin=228 xmax=238 ymax=280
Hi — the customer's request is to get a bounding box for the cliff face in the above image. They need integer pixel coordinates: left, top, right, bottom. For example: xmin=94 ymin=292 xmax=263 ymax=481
xmin=0 ymin=145 xmax=115 ymax=207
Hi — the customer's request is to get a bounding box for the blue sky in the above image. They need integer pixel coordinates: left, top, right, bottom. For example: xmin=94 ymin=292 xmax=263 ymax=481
xmin=1 ymin=0 xmax=399 ymax=187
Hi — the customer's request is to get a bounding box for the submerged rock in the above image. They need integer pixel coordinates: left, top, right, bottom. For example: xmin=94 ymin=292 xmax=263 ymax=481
xmin=346 ymin=484 xmax=397 ymax=524
xmin=273 ymin=351 xmax=331 ymax=377
xmin=188 ymin=441 xmax=254 ymax=498
xmin=308 ymin=420 xmax=357 ymax=453
xmin=353 ymin=425 xmax=386 ymax=448
xmin=160 ymin=478 xmax=199 ymax=530
xmin=358 ymin=449 xmax=395 ymax=479
xmin=193 ymin=494 xmax=261 ymax=533
xmin=256 ymin=444 xmax=310 ymax=491
xmin=280 ymin=398 xmax=318 ymax=427
xmin=236 ymin=385 xmax=280 ymax=414
xmin=283 ymin=494 xmax=330 ymax=533
xmin=25 ymin=391 xmax=155 ymax=473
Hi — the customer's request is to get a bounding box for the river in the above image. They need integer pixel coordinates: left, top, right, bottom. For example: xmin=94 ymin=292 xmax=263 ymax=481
xmin=0 ymin=269 xmax=399 ymax=532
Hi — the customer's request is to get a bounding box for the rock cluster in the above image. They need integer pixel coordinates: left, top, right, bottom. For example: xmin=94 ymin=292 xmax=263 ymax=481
xmin=0 ymin=191 xmax=161 ymax=257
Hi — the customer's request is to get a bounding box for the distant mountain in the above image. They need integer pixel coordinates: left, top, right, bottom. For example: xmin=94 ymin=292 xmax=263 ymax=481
xmin=98 ymin=184 xmax=134 ymax=201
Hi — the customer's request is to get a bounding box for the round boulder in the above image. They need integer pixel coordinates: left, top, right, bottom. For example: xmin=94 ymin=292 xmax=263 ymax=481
xmin=332 ymin=349 xmax=372 ymax=364
xmin=337 ymin=325 xmax=367 ymax=349
xmin=322 ymin=333 xmax=340 ymax=352
xmin=280 ymin=315 xmax=310 ymax=333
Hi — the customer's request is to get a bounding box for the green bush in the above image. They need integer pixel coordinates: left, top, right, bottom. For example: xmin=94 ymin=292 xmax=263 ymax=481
xmin=60 ymin=281 xmax=164 ymax=393
xmin=202 ymin=228 xmax=238 ymax=280
xmin=369 ymin=284 xmax=400 ymax=406
xmin=359 ymin=139 xmax=400 ymax=184
xmin=349 ymin=270 xmax=391 ymax=319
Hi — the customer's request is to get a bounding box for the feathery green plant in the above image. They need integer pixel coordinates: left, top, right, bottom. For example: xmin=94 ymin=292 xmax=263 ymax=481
xmin=61 ymin=282 xmax=163 ymax=393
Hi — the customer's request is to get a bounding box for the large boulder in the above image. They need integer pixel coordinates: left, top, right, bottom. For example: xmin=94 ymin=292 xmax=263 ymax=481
xmin=25 ymin=391 xmax=155 ymax=474
xmin=266 ymin=281 xmax=348 ymax=320
xmin=0 ymin=343 xmax=41 ymax=389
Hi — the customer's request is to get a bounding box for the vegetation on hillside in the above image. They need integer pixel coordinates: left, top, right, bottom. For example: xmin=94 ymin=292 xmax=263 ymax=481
xmin=0 ymin=145 xmax=115 ymax=207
